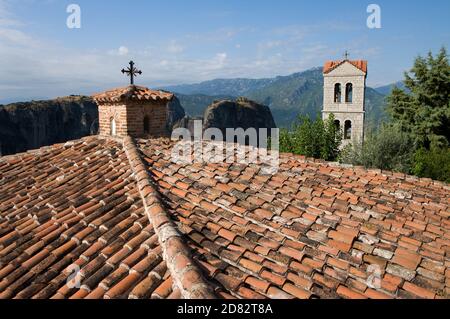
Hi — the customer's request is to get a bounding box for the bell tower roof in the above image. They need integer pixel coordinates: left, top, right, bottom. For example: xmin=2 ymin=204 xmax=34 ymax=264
xmin=323 ymin=60 xmax=367 ymax=75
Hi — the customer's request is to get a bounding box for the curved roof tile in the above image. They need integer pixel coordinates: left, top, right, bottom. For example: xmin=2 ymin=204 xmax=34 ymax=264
xmin=323 ymin=60 xmax=368 ymax=74
xmin=0 ymin=136 xmax=449 ymax=299
xmin=92 ymin=85 xmax=174 ymax=104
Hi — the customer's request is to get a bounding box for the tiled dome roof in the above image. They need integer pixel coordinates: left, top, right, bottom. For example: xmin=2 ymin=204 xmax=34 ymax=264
xmin=92 ymin=85 xmax=174 ymax=103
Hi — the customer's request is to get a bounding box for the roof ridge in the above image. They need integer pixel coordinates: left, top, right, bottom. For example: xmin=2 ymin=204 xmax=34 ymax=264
xmin=122 ymin=136 xmax=216 ymax=299
xmin=323 ymin=59 xmax=367 ymax=74
xmin=92 ymin=85 xmax=174 ymax=103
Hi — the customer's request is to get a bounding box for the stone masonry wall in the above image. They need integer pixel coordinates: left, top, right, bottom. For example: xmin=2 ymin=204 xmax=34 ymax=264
xmin=323 ymin=111 xmax=365 ymax=147
xmin=322 ymin=61 xmax=366 ymax=145
xmin=98 ymin=101 xmax=168 ymax=138
xmin=98 ymin=103 xmax=128 ymax=136
xmin=143 ymin=103 xmax=168 ymax=137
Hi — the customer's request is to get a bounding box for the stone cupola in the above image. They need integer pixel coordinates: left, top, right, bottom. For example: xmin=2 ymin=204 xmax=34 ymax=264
xmin=92 ymin=85 xmax=174 ymax=138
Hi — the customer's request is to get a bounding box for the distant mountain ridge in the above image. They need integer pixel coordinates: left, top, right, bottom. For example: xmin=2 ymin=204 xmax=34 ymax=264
xmin=165 ymin=67 xmax=389 ymax=128
xmin=174 ymin=93 xmax=234 ymax=117
xmin=0 ymin=68 xmax=400 ymax=156
xmin=374 ymin=81 xmax=407 ymax=95
xmin=164 ymin=76 xmax=278 ymax=97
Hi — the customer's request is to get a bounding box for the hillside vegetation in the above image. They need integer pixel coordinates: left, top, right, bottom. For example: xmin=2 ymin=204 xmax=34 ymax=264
xmin=168 ymin=67 xmax=388 ymax=128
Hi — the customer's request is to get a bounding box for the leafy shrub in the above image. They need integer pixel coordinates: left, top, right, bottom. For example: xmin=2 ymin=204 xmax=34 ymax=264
xmin=412 ymin=147 xmax=450 ymax=182
xmin=339 ymin=125 xmax=415 ymax=173
xmin=279 ymin=114 xmax=342 ymax=161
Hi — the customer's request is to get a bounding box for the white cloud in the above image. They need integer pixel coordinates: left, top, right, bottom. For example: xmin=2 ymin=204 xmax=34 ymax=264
xmin=302 ymin=44 xmax=328 ymax=54
xmin=0 ymin=16 xmax=21 ymax=27
xmin=0 ymin=28 xmax=33 ymax=45
xmin=0 ymin=10 xmax=385 ymax=103
xmin=118 ymin=46 xmax=129 ymax=56
xmin=0 ymin=1 xmax=30 ymax=47
xmin=185 ymin=27 xmax=252 ymax=43
xmin=270 ymin=25 xmax=309 ymax=41
xmin=154 ymin=52 xmax=230 ymax=80
xmin=215 ymin=52 xmax=227 ymax=66
xmin=108 ymin=46 xmax=129 ymax=56
xmin=258 ymin=40 xmax=282 ymax=51
xmin=167 ymin=40 xmax=184 ymax=54
xmin=0 ymin=0 xmax=21 ymax=27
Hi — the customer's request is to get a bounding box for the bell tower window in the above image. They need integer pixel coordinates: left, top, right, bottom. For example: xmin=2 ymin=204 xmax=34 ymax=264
xmin=345 ymin=83 xmax=353 ymax=103
xmin=334 ymin=120 xmax=341 ymax=131
xmin=334 ymin=83 xmax=342 ymax=103
xmin=344 ymin=120 xmax=352 ymax=140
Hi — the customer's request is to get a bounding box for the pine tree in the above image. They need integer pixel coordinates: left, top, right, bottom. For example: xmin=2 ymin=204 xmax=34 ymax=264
xmin=387 ymin=47 xmax=450 ymax=148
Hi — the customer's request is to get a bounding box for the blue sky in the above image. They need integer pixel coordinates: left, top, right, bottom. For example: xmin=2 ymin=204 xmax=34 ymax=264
xmin=0 ymin=0 xmax=449 ymax=102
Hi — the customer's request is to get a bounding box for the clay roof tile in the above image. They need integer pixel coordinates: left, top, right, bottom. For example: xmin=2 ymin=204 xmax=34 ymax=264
xmin=0 ymin=136 xmax=448 ymax=300
xmin=92 ymin=85 xmax=174 ymax=104
xmin=323 ymin=60 xmax=367 ymax=74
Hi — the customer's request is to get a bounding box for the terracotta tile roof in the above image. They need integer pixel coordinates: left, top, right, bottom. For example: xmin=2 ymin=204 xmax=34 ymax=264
xmin=0 ymin=136 xmax=449 ymax=299
xmin=323 ymin=60 xmax=368 ymax=74
xmin=92 ymin=85 xmax=174 ymax=103
xmin=122 ymin=137 xmax=214 ymax=299
xmin=0 ymin=137 xmax=175 ymax=299
xmin=136 ymin=139 xmax=450 ymax=299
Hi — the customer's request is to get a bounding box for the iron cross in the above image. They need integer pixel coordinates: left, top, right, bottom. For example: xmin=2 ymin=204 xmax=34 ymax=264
xmin=121 ymin=61 xmax=142 ymax=85
xmin=344 ymin=50 xmax=350 ymax=60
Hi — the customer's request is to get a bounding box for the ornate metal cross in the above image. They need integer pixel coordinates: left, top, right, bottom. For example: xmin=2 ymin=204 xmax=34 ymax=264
xmin=344 ymin=50 xmax=350 ymax=60
xmin=121 ymin=61 xmax=142 ymax=85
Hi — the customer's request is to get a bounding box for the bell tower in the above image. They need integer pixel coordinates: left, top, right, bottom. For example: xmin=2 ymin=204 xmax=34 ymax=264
xmin=322 ymin=55 xmax=367 ymax=146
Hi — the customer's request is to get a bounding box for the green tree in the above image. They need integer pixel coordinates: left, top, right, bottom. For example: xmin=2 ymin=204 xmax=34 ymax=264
xmin=321 ymin=113 xmax=342 ymax=161
xmin=412 ymin=147 xmax=450 ymax=182
xmin=387 ymin=47 xmax=450 ymax=148
xmin=339 ymin=48 xmax=450 ymax=182
xmin=279 ymin=114 xmax=342 ymax=161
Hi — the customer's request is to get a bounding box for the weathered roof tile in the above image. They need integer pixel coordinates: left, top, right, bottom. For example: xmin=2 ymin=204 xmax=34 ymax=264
xmin=0 ymin=136 xmax=448 ymax=299
xmin=92 ymin=85 xmax=173 ymax=103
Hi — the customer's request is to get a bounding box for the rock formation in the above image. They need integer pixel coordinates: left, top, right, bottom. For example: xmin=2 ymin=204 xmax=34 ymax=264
xmin=166 ymin=95 xmax=186 ymax=132
xmin=0 ymin=95 xmax=185 ymax=156
xmin=0 ymin=96 xmax=97 ymax=156
xmin=202 ymin=97 xmax=277 ymax=142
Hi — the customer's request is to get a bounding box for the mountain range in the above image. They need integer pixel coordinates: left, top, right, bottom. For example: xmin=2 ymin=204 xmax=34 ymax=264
xmin=373 ymin=81 xmax=407 ymax=95
xmin=0 ymin=67 xmax=402 ymax=156
xmin=164 ymin=67 xmax=395 ymax=128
